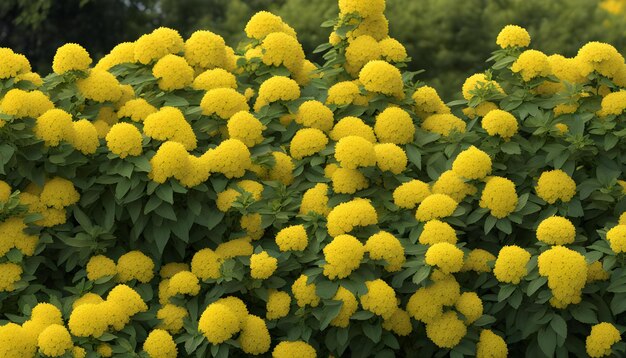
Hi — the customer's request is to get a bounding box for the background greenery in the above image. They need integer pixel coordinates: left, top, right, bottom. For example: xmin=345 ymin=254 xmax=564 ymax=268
xmin=3 ymin=0 xmax=626 ymax=98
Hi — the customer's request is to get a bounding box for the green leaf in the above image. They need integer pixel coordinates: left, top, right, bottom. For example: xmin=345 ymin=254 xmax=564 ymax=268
xmin=316 ymin=280 xmax=339 ymax=299
xmin=570 ymin=305 xmax=598 ymax=324
xmin=537 ymin=326 xmax=557 ymax=357
xmin=550 ymin=315 xmax=567 ymax=339
xmin=527 ymin=277 xmax=547 ymax=296
xmin=498 ymin=285 xmax=516 ymax=302
xmin=363 ymin=322 xmax=382 ymax=343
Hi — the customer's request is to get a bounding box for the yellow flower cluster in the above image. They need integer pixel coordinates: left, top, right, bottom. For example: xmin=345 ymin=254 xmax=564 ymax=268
xmin=493 ymin=245 xmax=530 ymax=284
xmin=481 ymin=109 xmax=518 ymax=140
xmin=479 ymin=176 xmax=518 ymax=218
xmin=536 ymin=216 xmax=576 ymax=245
xmin=323 ymin=234 xmax=365 ymax=279
xmin=606 ymin=225 xmax=626 ymax=253
xmin=535 ymin=169 xmax=576 ymax=204
xmin=326 ymin=198 xmax=378 ymax=237
xmin=538 ymin=246 xmax=587 ymax=308
xmin=586 ymin=322 xmax=621 ymax=358
xmin=496 ymin=25 xmax=531 ymax=49
xmin=365 ymin=231 xmax=405 ymax=272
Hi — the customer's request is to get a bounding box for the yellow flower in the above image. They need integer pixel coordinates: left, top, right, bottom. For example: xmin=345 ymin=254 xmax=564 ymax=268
xmin=261 ymin=32 xmax=305 ymax=73
xmin=227 ymin=111 xmax=265 ymax=147
xmin=184 ymin=30 xmax=227 ymax=70
xmin=326 ymin=81 xmax=361 ymax=106
xmin=266 ymin=290 xmax=291 ymax=320
xmin=275 ymin=225 xmax=308 ymax=251
xmin=481 ymin=110 xmax=518 ymax=139
xmin=374 ymin=143 xmax=407 ymax=174
xmin=68 ymin=303 xmax=108 ymax=337
xmin=300 ymin=183 xmax=330 ymax=216
xmin=38 ymin=324 xmax=73 ymax=357
xmin=70 ymin=120 xmax=99 ymax=154
xmin=0 ymin=323 xmax=37 ymax=358
xmin=452 ymin=146 xmax=492 ymax=180
xmin=536 ymin=216 xmax=576 ymax=245
xmin=95 ymin=42 xmax=135 ymax=70
xmin=535 ymin=169 xmax=576 ymax=204
xmin=76 ymin=69 xmax=122 ymax=103
xmin=52 ymin=43 xmax=92 ymax=74
xmin=206 ymin=139 xmax=252 ymax=178
xmin=476 ymin=329 xmax=508 ymax=358
xmin=345 ymin=35 xmax=382 ymax=76
xmin=40 ymin=177 xmax=80 ymax=209
xmin=421 ymin=113 xmax=466 ymax=136
xmin=244 ymin=11 xmax=292 ymax=40
xmin=419 ymin=220 xmax=457 ymax=245
xmin=167 ymin=271 xmax=200 ymax=296
xmin=382 ymin=308 xmax=413 ymax=336
xmin=496 ymin=25 xmax=531 ymax=49
xmin=215 ymin=238 xmax=254 ymax=259
xmin=327 ymin=198 xmax=378 ymax=237
xmin=86 ymin=255 xmax=116 ymax=281
xmin=365 ymin=231 xmax=405 ymax=272
xmin=359 ymin=60 xmax=404 ymax=98
xmin=374 ymin=107 xmax=415 ymax=144
xmin=586 ymin=322 xmax=621 ymax=358
xmin=412 ymin=86 xmax=450 ymax=118
xmin=393 ymin=180 xmax=431 ymax=209
xmin=97 ymin=344 xmax=112 ymax=357
xmin=239 ymin=315 xmax=271 ymax=355
xmin=339 ymin=0 xmax=386 ymax=18
xmin=577 ymin=42 xmax=625 ymax=79
xmin=193 ymin=68 xmax=237 ymax=91
xmin=493 ymin=245 xmax=530 ymax=284
xmin=250 ymin=251 xmax=278 ymax=279
xmin=291 ymin=275 xmax=320 ymax=307
xmin=289 ymin=128 xmax=328 ymax=159
xmin=191 ymin=248 xmax=221 ymax=280
xmin=425 ymin=311 xmax=467 ymax=348
xmin=379 ymin=37 xmax=407 ymax=62
xmin=330 ymin=287 xmax=358 ymax=328
xmin=598 ymin=91 xmax=626 ymax=117
xmin=331 ymin=167 xmax=369 ymax=194
xmin=0 ymin=48 xmax=31 ymax=79
xmin=425 ymin=242 xmax=464 ymax=274
xmin=149 ymin=141 xmax=190 ymax=184
xmin=359 ymin=279 xmax=397 ymax=319
xmin=511 ymin=50 xmax=552 ymax=81
xmin=116 ymin=251 xmax=154 ymax=283
xmin=268 ymin=151 xmax=294 ymax=185
xmin=157 ymin=304 xmax=188 ymax=334
xmin=107 ymin=284 xmax=148 ymax=317
xmin=335 ymin=135 xmax=376 ymax=169
xmin=295 ymin=100 xmax=334 ymax=132
xmin=463 ymin=101 xmax=498 ymax=119
xmin=432 ymin=170 xmax=477 ymax=203
xmin=143 ymin=329 xmax=177 ymax=358
xmin=462 ymin=73 xmax=504 ymax=101
xmin=34 ymin=109 xmax=75 ymax=147
xmin=587 ymin=261 xmax=610 ymax=283
xmin=272 ymin=341 xmax=316 ymax=358
xmin=0 ymin=89 xmax=53 ymax=119
xmin=323 ymin=234 xmax=365 ymax=279
xmin=152 ymin=54 xmax=194 ymax=91
xmin=454 ymin=292 xmax=483 ymax=324
xmin=106 ymin=123 xmax=143 ymax=158
xmin=479 ymin=176 xmax=518 ymax=218
xmin=254 ymin=76 xmax=300 ymax=111
xmin=330 ymin=116 xmax=376 ymax=143
xmin=134 ymin=27 xmax=184 ymax=64
xmin=0 ymin=181 xmax=10 ymax=203
xmin=201 ymin=88 xmax=250 ymax=120
xmin=607 ymin=225 xmax=626 ymax=253
xmin=415 ymin=194 xmax=458 ymax=222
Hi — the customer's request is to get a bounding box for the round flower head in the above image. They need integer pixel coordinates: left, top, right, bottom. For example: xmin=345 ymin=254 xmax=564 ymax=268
xmin=493 ymin=245 xmax=530 ymax=284
xmin=607 ymin=225 xmax=626 ymax=254
xmin=419 ymin=220 xmax=457 ymax=245
xmin=254 ymin=76 xmax=300 ymax=111
xmin=327 ymin=198 xmax=378 ymax=237
xmin=482 ymin=109 xmax=518 ymax=140
xmin=31 ymin=303 xmax=63 ymax=325
xmin=598 ymin=91 xmax=626 ymax=117
xmin=198 ymin=303 xmax=241 ymax=344
xmin=393 ymin=180 xmax=431 ymax=209
xmin=206 ymin=139 xmax=251 ymax=178
xmin=452 ymin=146 xmax=492 ymax=180
xmin=261 ymin=32 xmax=305 ymax=73
xmin=455 ymin=292 xmax=483 ymax=325
xmin=0 ymin=89 xmax=53 ymax=119
xmin=379 ymin=37 xmax=407 ymax=62
xmin=577 ymin=41 xmax=625 ymax=79
xmin=106 ymin=122 xmax=143 ymax=158
xmin=167 ymin=271 xmax=200 ymax=297
xmin=157 ymin=304 xmax=188 ymax=334
xmin=359 ymin=60 xmax=404 ymax=98
xmin=425 ymin=242 xmax=464 ymax=274
xmin=326 ymin=81 xmax=361 ymax=106
xmin=295 ymin=100 xmax=334 ymax=132
xmin=291 ymin=275 xmax=319 ymax=307
xmin=586 ymin=322 xmax=621 ymax=358
xmin=538 ymin=246 xmax=587 ymax=308
xmin=276 ymin=225 xmax=308 ymax=251
xmin=463 ymin=101 xmax=498 ymax=119
xmin=193 ymin=68 xmax=237 ymax=91
xmin=245 ymin=11 xmax=291 ymax=40
xmin=266 ymin=290 xmax=291 ymax=320
xmin=184 ymin=30 xmax=227 ymax=70
xmin=425 ymin=311 xmax=467 ymax=348
xmin=345 ymin=35 xmax=382 ymax=76
xmin=365 ymin=231 xmax=405 ymax=272
xmin=148 ymin=141 xmax=190 ymax=184
xmin=535 ymin=169 xmax=576 ymax=204
xmin=143 ymin=329 xmax=177 ymax=358
xmin=330 ymin=117 xmax=376 ymax=143
xmin=76 ymin=69 xmax=123 ymax=103
xmin=289 ymin=128 xmax=328 ymax=159
xmin=382 ymin=308 xmax=413 ymax=336
xmin=479 ymin=176 xmax=518 ymax=218
xmin=152 ymin=54 xmax=194 ymax=91
xmin=117 ymin=98 xmax=157 ymax=122
xmin=421 ymin=113 xmax=466 ymax=136
xmin=0 ymin=48 xmax=31 ymax=79
xmin=38 ymin=324 xmax=73 ymax=357
xmin=272 ymin=341 xmax=316 ymax=358
xmin=52 ymin=43 xmax=92 ymax=74
xmin=496 ymin=25 xmax=531 ymax=49
xmin=360 ymin=279 xmax=397 ymax=320
xmin=300 ymin=183 xmax=330 ymax=216
xmin=134 ymin=27 xmax=184 ymax=65
xmin=476 ymin=329 xmax=508 ymax=358
xmin=323 ymin=234 xmax=365 ymax=279
xmin=68 ymin=303 xmax=108 ymax=337
xmin=415 ymin=194 xmax=458 ymax=222
xmin=462 ymin=73 xmax=504 ymax=101
xmin=339 ymin=0 xmax=385 ymax=18
xmin=86 ymin=255 xmax=116 ymax=281
xmin=334 ymin=135 xmax=376 ymax=169
xmin=462 ymin=249 xmax=496 ymax=273
xmin=269 ymin=151 xmax=294 ymax=185
xmin=116 ymin=251 xmax=154 ymax=283
xmin=238 ymin=314 xmax=271 ymax=355
xmin=227 ymin=111 xmax=265 ymax=147
xmin=432 ymin=170 xmax=477 ymax=203
xmin=330 ymin=287 xmax=358 ymax=328
xmin=40 ymin=177 xmax=80 ymax=209
xmin=536 ymin=216 xmax=576 ymax=245
xmin=34 ymin=109 xmax=75 ymax=147
xmin=374 ymin=143 xmax=407 ymax=174
xmin=191 ymin=248 xmax=221 ymax=280
xmin=70 ymin=120 xmax=99 ymax=154
xmin=250 ymin=251 xmax=278 ymax=279
xmin=511 ymin=50 xmax=552 ymax=82
xmin=201 ymin=88 xmax=249 ymax=120
xmin=95 ymin=42 xmax=135 ymax=70
xmin=374 ymin=107 xmax=415 ymax=144
xmin=412 ymin=86 xmax=450 ymax=118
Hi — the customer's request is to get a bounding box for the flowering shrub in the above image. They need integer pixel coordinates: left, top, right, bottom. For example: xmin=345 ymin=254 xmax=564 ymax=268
xmin=0 ymin=0 xmax=625 ymax=357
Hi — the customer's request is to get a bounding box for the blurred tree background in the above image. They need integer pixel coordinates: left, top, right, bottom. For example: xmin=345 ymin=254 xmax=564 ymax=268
xmin=2 ymin=0 xmax=626 ymax=98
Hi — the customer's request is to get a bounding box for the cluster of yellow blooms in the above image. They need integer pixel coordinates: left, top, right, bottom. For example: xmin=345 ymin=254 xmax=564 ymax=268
xmin=0 ymin=0 xmax=626 ymax=356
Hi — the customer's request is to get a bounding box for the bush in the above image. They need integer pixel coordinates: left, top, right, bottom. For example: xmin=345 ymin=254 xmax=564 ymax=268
xmin=0 ymin=0 xmax=625 ymax=357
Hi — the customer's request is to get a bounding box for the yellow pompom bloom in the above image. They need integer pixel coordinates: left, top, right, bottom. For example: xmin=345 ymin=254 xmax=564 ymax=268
xmin=425 ymin=311 xmax=466 ymax=348
xmin=463 ymin=101 xmax=498 ymax=120
xmin=327 ymin=198 xmax=378 ymax=237
xmin=577 ymin=42 xmax=625 ymax=79
xmin=379 ymin=37 xmax=407 ymax=62
xmin=330 ymin=116 xmax=376 ymax=143
xmin=250 ymin=251 xmax=278 ymax=280
xmin=323 ymin=234 xmax=365 ymax=279
xmin=365 ymin=231 xmax=405 ymax=272
xmin=422 ymin=113 xmax=466 ymax=136
xmin=374 ymin=107 xmax=415 ymax=144
xmin=300 ymin=183 xmax=330 ymax=216
xmin=0 ymin=181 xmax=10 ymax=203
xmin=73 ymin=293 xmax=103 ymax=309
xmin=201 ymin=88 xmax=249 ymax=120
xmin=266 ymin=290 xmax=291 ymax=320
xmin=157 ymin=304 xmax=188 ymax=334
xmin=40 ymin=177 xmax=79 ymax=209
xmin=607 ymin=225 xmax=626 ymax=253
xmin=536 ymin=216 xmax=576 ymax=245
xmin=149 ymin=141 xmax=190 ymax=183
xmin=535 ymin=169 xmax=576 ymax=204
xmin=116 ymin=251 xmax=154 ymax=283
xmin=134 ymin=27 xmax=184 ymax=65
xmin=184 ymin=30 xmax=227 ymax=70
xmin=245 ymin=11 xmax=291 ymax=40
xmin=345 ymin=36 xmax=382 ymax=76
xmin=359 ymin=60 xmax=404 ymax=98
xmin=415 ymin=194 xmax=458 ymax=222
xmin=329 ymin=287 xmax=358 ymax=328
xmin=152 ymin=54 xmax=194 ymax=91
xmin=76 ymin=69 xmax=122 ymax=103
xmin=52 ymin=43 xmax=92 ymax=74
xmin=68 ymin=303 xmax=108 ymax=337
xmin=335 ymin=135 xmax=376 ymax=169
xmin=374 ymin=143 xmax=407 ymax=174
xmin=0 ymin=89 xmax=53 ymax=119
xmin=326 ymin=81 xmax=361 ymax=106
xmin=227 ymin=111 xmax=265 ymax=147
xmin=0 ymin=48 xmax=31 ymax=79
xmin=511 ymin=50 xmax=552 ymax=81
xmin=107 ymin=284 xmax=148 ymax=317
xmin=106 ymin=123 xmax=143 ymax=158
xmin=160 ymin=263 xmax=189 ymax=279
xmin=432 ymin=170 xmax=477 ymax=203
xmin=419 ymin=220 xmax=457 ymax=245
xmin=272 ymin=341 xmax=316 ymax=358
xmin=360 ymin=279 xmax=397 ymax=320
xmin=587 ymin=261 xmax=610 ymax=283
xmin=69 ymin=119 xmax=99 ymax=154
xmin=295 ymin=100 xmax=334 ymax=132
xmin=481 ymin=109 xmax=518 ymax=140
xmin=38 ymin=324 xmax=73 ymax=357
xmin=95 ymin=42 xmax=135 ymax=70
xmin=0 ymin=323 xmax=37 ymax=358
xmin=207 ymin=139 xmax=251 ymax=178
xmin=586 ymin=322 xmax=621 ymax=358
xmin=412 ymin=86 xmax=450 ymax=118
xmin=479 ymin=176 xmax=518 ymax=218
xmin=199 ymin=303 xmax=241 ymax=344
xmin=496 ymin=25 xmax=531 ymax=49
xmin=382 ymin=308 xmax=413 ymax=336
xmin=72 ymin=346 xmax=87 ymax=358
xmin=289 ymin=128 xmax=328 ymax=160
xmin=268 ymin=151 xmax=294 ymax=185
xmin=34 ymin=109 xmax=75 ymax=147
xmin=167 ymin=271 xmax=200 ymax=296
xmin=86 ymin=255 xmax=116 ymax=281
xmin=191 ymin=248 xmax=221 ymax=280
xmin=452 ymin=146 xmax=492 ymax=180
xmin=425 ymin=243 xmax=464 ymax=274
xmin=30 ymin=303 xmax=63 ymax=325
xmin=215 ymin=238 xmax=254 ymax=259
xmin=476 ymin=329 xmax=508 ymax=358
xmin=455 ymin=292 xmax=483 ymax=325
xmin=239 ymin=315 xmax=271 ymax=355
xmin=461 ymin=249 xmax=496 ymax=273
xmin=143 ymin=329 xmax=177 ymax=358
xmin=462 ymin=73 xmax=504 ymax=101
xmin=261 ymin=32 xmax=305 ymax=73
xmin=393 ymin=180 xmax=431 ymax=209
xmin=254 ymin=76 xmax=300 ymax=111
xmin=276 ymin=225 xmax=308 ymax=251
xmin=493 ymin=245 xmax=530 ymax=284
xmin=598 ymin=91 xmax=626 ymax=117
xmin=193 ymin=68 xmax=237 ymax=91
xmin=291 ymin=275 xmax=320 ymax=307
xmin=538 ymin=245 xmax=587 ymax=308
